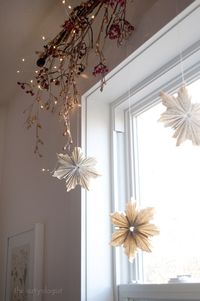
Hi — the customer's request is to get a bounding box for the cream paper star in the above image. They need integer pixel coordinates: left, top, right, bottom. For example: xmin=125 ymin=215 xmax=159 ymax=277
xmin=110 ymin=201 xmax=159 ymax=262
xmin=159 ymin=85 xmax=200 ymax=146
xmin=52 ymin=147 xmax=100 ymax=191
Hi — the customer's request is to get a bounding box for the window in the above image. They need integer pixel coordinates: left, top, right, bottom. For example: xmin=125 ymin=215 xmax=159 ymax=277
xmin=82 ymin=2 xmax=200 ymax=301
xmin=111 ymin=2 xmax=200 ymax=299
xmin=131 ymin=78 xmax=200 ymax=284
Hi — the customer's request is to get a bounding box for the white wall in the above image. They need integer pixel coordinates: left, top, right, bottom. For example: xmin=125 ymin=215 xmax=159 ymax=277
xmin=84 ymin=99 xmax=113 ymax=301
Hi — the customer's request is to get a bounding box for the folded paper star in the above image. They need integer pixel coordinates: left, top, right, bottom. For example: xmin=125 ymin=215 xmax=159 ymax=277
xmin=110 ymin=201 xmax=159 ymax=262
xmin=159 ymin=85 xmax=200 ymax=146
xmin=52 ymin=147 xmax=100 ymax=191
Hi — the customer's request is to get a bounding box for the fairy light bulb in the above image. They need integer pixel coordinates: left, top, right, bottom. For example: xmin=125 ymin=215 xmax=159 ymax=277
xmin=42 ymin=168 xmax=50 ymax=172
xmin=17 ymin=70 xmax=20 ymax=73
xmin=22 ymin=58 xmax=25 ymax=62
xmin=68 ymin=5 xmax=72 ymax=9
xmin=42 ymin=36 xmax=46 ymax=40
xmin=62 ymin=0 xmax=65 ymax=3
xmin=30 ymin=80 xmax=33 ymax=83
xmin=80 ymin=73 xmax=89 ymax=79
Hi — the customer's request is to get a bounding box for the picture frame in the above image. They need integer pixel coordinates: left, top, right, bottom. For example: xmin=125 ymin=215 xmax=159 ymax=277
xmin=4 ymin=223 xmax=44 ymax=301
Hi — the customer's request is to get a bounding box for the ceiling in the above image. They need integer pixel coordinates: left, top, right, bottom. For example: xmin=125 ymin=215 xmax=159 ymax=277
xmin=0 ymin=0 xmax=158 ymax=105
xmin=0 ymin=0 xmax=68 ymax=104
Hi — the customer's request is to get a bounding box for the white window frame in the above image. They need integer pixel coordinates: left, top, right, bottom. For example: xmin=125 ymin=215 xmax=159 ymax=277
xmin=81 ymin=1 xmax=200 ymax=300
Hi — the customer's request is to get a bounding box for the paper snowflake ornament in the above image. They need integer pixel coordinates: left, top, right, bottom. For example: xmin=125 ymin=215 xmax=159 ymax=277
xmin=110 ymin=201 xmax=159 ymax=262
xmin=52 ymin=147 xmax=100 ymax=191
xmin=159 ymin=85 xmax=200 ymax=146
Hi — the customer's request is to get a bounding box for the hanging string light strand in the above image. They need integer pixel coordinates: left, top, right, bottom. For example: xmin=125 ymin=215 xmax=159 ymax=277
xmin=17 ymin=0 xmax=134 ymax=157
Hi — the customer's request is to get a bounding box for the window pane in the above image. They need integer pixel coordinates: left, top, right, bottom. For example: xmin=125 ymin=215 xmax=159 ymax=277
xmin=136 ymin=79 xmax=200 ymax=283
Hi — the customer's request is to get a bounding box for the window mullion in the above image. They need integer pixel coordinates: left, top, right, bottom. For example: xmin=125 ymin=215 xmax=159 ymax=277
xmin=124 ymin=111 xmax=145 ymax=283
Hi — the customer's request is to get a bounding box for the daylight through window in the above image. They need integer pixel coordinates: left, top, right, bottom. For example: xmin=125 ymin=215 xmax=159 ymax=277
xmin=133 ymin=78 xmax=200 ymax=283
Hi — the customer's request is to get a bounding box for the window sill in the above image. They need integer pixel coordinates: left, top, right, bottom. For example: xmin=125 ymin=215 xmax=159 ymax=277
xmin=118 ymin=283 xmax=200 ymax=300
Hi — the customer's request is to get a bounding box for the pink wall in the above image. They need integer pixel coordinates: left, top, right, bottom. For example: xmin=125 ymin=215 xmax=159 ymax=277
xmin=0 ymin=92 xmax=81 ymax=300
xmin=0 ymin=1 xmax=194 ymax=300
xmin=0 ymin=106 xmax=7 ymax=186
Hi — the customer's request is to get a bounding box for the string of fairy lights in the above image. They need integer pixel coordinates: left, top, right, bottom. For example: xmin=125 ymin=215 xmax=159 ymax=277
xmin=16 ymin=0 xmax=94 ymax=102
xmin=17 ymin=0 xmax=134 ymax=167
xmin=16 ymin=0 xmax=74 ymax=174
xmin=16 ymin=0 xmax=73 ymax=75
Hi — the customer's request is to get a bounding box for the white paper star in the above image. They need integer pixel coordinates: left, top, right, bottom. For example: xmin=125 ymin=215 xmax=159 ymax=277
xmin=52 ymin=147 xmax=100 ymax=191
xmin=159 ymin=85 xmax=200 ymax=146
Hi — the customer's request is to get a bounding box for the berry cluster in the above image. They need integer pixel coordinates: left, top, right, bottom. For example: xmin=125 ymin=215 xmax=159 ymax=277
xmin=108 ymin=24 xmax=121 ymax=39
xmin=106 ymin=0 xmax=125 ymax=7
xmin=93 ymin=63 xmax=108 ymax=76
xmin=124 ymin=20 xmax=134 ymax=35
xmin=62 ymin=20 xmax=75 ymax=31
xmin=35 ymin=68 xmax=49 ymax=90
xmin=17 ymin=82 xmax=34 ymax=96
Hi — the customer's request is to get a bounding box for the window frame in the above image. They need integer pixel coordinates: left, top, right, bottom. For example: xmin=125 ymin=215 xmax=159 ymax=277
xmin=122 ymin=71 xmax=200 ymax=285
xmin=112 ymin=10 xmax=200 ymax=291
xmin=81 ymin=1 xmax=200 ymax=300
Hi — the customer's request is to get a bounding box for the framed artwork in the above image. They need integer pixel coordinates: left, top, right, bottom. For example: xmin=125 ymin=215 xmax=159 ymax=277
xmin=4 ymin=223 xmax=44 ymax=301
